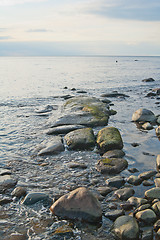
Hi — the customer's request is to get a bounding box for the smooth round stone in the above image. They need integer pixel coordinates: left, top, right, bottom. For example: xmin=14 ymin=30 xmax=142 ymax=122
xmin=22 ymin=192 xmax=51 ymax=205
xmin=127 ymin=197 xmax=148 ymax=207
xmin=114 ymin=187 xmax=135 ymax=201
xmin=0 ymin=175 xmax=17 ymax=192
xmin=97 ymin=186 xmax=112 ymax=196
xmin=106 ymin=176 xmax=125 ymax=188
xmin=156 ymin=154 xmax=160 ymax=172
xmin=135 ymin=209 xmax=157 ymax=225
xmin=138 ymin=170 xmax=157 ymax=180
xmin=102 ymin=149 xmax=125 ymax=159
xmin=132 ymin=108 xmax=156 ymax=123
xmin=145 ymin=187 xmax=160 ymax=200
xmin=135 ymin=204 xmax=151 ymax=213
xmin=67 ymin=162 xmax=87 ymax=169
xmin=152 ymin=201 xmax=160 ymax=216
xmin=11 ymin=186 xmax=27 ymax=198
xmin=127 ymin=175 xmax=142 ymax=186
xmin=96 ymin=158 xmax=128 ymax=174
xmin=105 ymin=209 xmax=124 ymax=221
xmin=143 ymin=180 xmax=154 ymax=186
xmin=154 ymin=178 xmax=160 ymax=187
xmin=142 ymin=122 xmax=153 ymax=130
xmin=112 ymin=216 xmax=139 ymax=240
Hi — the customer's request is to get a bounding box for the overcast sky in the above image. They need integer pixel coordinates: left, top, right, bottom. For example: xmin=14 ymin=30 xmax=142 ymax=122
xmin=0 ymin=0 xmax=160 ymax=56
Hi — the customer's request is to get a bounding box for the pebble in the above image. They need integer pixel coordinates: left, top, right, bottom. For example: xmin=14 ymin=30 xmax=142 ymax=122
xmin=127 ymin=175 xmax=142 ymax=186
xmin=145 ymin=187 xmax=160 ymax=200
xmin=97 ymin=186 xmax=112 ymax=196
xmin=11 ymin=186 xmax=27 ymax=198
xmin=105 ymin=209 xmax=124 ymax=221
xmin=22 ymin=192 xmax=52 ymax=205
xmin=135 ymin=209 xmax=157 ymax=225
xmin=138 ymin=170 xmax=157 ymax=180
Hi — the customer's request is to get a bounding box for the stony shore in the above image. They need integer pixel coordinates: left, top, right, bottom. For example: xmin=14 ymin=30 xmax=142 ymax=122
xmin=0 ymin=89 xmax=160 ymax=240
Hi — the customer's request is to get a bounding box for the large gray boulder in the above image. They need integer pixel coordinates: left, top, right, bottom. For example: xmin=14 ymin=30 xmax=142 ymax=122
xmin=50 ymin=187 xmax=102 ymax=223
xmin=132 ymin=108 xmax=156 ymax=123
xmin=112 ymin=216 xmax=139 ymax=240
xmin=49 ymin=96 xmax=110 ymax=127
xmin=97 ymin=127 xmax=123 ymax=153
xmin=64 ymin=128 xmax=95 ymax=150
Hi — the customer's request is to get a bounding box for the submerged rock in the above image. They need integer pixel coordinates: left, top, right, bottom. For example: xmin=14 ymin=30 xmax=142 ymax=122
xmin=37 ymin=136 xmax=64 ymax=155
xmin=64 ymin=128 xmax=95 ymax=150
xmin=46 ymin=124 xmax=85 ymax=135
xmin=96 ymin=158 xmax=128 ymax=174
xmin=97 ymin=127 xmax=123 ymax=153
xmin=112 ymin=216 xmax=139 ymax=240
xmin=0 ymin=175 xmax=17 ymax=193
xmin=142 ymin=78 xmax=155 ymax=82
xmin=132 ymin=108 xmax=156 ymax=123
xmin=101 ymin=92 xmax=129 ymax=98
xmin=50 ymin=187 xmax=102 ymax=223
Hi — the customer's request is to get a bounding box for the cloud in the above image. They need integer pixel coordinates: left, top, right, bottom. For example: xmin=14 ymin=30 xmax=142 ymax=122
xmin=0 ymin=36 xmax=12 ymax=40
xmin=0 ymin=28 xmax=8 ymax=32
xmin=84 ymin=0 xmax=160 ymax=21
xmin=0 ymin=0 xmax=47 ymax=6
xmin=27 ymin=29 xmax=52 ymax=32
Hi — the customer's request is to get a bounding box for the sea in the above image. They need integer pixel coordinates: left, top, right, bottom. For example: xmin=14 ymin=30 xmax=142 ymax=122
xmin=0 ymin=56 xmax=160 ymax=239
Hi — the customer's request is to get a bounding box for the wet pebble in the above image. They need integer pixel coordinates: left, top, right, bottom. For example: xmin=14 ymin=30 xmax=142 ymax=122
xmin=138 ymin=170 xmax=157 ymax=181
xmin=22 ymin=192 xmax=52 ymax=205
xmin=114 ymin=187 xmax=135 ymax=201
xmin=127 ymin=175 xmax=142 ymax=186
xmin=127 ymin=196 xmax=148 ymax=207
xmin=97 ymin=186 xmax=112 ymax=196
xmin=106 ymin=176 xmax=125 ymax=188
xmin=11 ymin=186 xmax=27 ymax=198
xmin=135 ymin=209 xmax=157 ymax=225
xmin=145 ymin=187 xmax=160 ymax=200
xmin=105 ymin=209 xmax=124 ymax=221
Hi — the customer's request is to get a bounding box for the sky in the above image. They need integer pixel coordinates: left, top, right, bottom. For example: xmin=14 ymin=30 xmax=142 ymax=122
xmin=0 ymin=0 xmax=160 ymax=56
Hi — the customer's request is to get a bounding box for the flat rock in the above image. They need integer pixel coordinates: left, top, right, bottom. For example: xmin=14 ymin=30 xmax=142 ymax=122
xmin=106 ymin=176 xmax=125 ymax=188
xmin=97 ymin=127 xmax=123 ymax=153
xmin=37 ymin=136 xmax=64 ymax=156
xmin=145 ymin=187 xmax=160 ymax=200
xmin=138 ymin=170 xmax=157 ymax=180
xmin=64 ymin=128 xmax=95 ymax=150
xmin=67 ymin=161 xmax=87 ymax=169
xmin=50 ymin=187 xmax=102 ymax=223
xmin=114 ymin=187 xmax=135 ymax=201
xmin=101 ymin=92 xmax=129 ymax=98
xmin=112 ymin=216 xmax=139 ymax=240
xmin=102 ymin=149 xmax=125 ymax=159
xmin=97 ymin=186 xmax=112 ymax=196
xmin=142 ymin=78 xmax=155 ymax=82
xmin=105 ymin=209 xmax=124 ymax=221
xmin=22 ymin=192 xmax=51 ymax=205
xmin=96 ymin=158 xmax=128 ymax=174
xmin=135 ymin=209 xmax=157 ymax=225
xmin=0 ymin=175 xmax=17 ymax=192
xmin=132 ymin=108 xmax=156 ymax=123
xmin=46 ymin=124 xmax=85 ymax=135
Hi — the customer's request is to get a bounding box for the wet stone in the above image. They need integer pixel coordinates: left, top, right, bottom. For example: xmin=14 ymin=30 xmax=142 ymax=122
xmin=64 ymin=128 xmax=95 ymax=150
xmin=145 ymin=187 xmax=160 ymax=200
xmin=127 ymin=175 xmax=142 ymax=186
xmin=127 ymin=197 xmax=148 ymax=207
xmin=0 ymin=175 xmax=17 ymax=193
xmin=67 ymin=161 xmax=87 ymax=169
xmin=132 ymin=108 xmax=156 ymax=123
xmin=143 ymin=180 xmax=154 ymax=186
xmin=4 ymin=233 xmax=28 ymax=240
xmin=154 ymin=219 xmax=160 ymax=232
xmin=106 ymin=176 xmax=125 ymax=188
xmin=154 ymin=178 xmax=160 ymax=187
xmin=135 ymin=209 xmax=157 ymax=225
xmin=128 ymin=168 xmax=139 ymax=173
xmin=120 ymin=202 xmax=134 ymax=211
xmin=141 ymin=229 xmax=153 ymax=240
xmin=112 ymin=216 xmax=139 ymax=240
xmin=105 ymin=209 xmax=124 ymax=221
xmin=97 ymin=186 xmax=112 ymax=196
xmin=50 ymin=187 xmax=102 ymax=223
xmin=114 ymin=187 xmax=135 ymax=201
xmin=11 ymin=186 xmax=27 ymax=198
xmin=102 ymin=149 xmax=125 ymax=158
xmin=0 ymin=196 xmax=12 ymax=205
xmin=0 ymin=168 xmax=12 ymax=176
xmin=96 ymin=158 xmax=128 ymax=174
xmin=138 ymin=170 xmax=157 ymax=181
xmin=46 ymin=124 xmax=85 ymax=135
xmin=22 ymin=192 xmax=52 ymax=205
xmin=135 ymin=204 xmax=151 ymax=213
xmin=156 ymin=154 xmax=160 ymax=172
xmin=152 ymin=201 xmax=160 ymax=216
xmin=142 ymin=122 xmax=153 ymax=130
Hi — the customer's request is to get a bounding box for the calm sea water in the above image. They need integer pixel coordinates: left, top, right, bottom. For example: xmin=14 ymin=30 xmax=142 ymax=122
xmin=0 ymin=56 xmax=160 ymax=239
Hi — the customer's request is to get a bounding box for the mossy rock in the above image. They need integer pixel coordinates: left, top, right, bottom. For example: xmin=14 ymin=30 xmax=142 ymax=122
xmin=64 ymin=128 xmax=95 ymax=150
xmin=97 ymin=127 xmax=123 ymax=153
xmin=96 ymin=158 xmax=128 ymax=174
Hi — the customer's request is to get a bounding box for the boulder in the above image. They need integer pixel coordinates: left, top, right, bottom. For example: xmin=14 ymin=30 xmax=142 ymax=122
xmin=96 ymin=158 xmax=128 ymax=174
xmin=112 ymin=216 xmax=139 ymax=240
xmin=97 ymin=127 xmax=123 ymax=153
xmin=37 ymin=136 xmax=64 ymax=155
xmin=132 ymin=108 xmax=156 ymax=123
xmin=49 ymin=96 xmax=110 ymax=127
xmin=64 ymin=128 xmax=95 ymax=150
xmin=50 ymin=187 xmax=102 ymax=223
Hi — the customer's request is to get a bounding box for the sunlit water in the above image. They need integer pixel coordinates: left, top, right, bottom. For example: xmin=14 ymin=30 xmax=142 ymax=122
xmin=0 ymin=56 xmax=160 ymax=239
